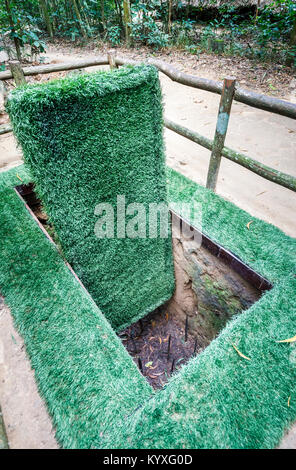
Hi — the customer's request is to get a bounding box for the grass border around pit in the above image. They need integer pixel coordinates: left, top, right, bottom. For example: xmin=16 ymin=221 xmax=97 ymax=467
xmin=0 ymin=164 xmax=295 ymax=449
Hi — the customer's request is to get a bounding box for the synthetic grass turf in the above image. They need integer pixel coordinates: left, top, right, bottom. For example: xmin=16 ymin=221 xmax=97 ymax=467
xmin=0 ymin=176 xmax=153 ymax=449
xmin=0 ymin=164 xmax=295 ymax=448
xmin=7 ymin=65 xmax=175 ymax=331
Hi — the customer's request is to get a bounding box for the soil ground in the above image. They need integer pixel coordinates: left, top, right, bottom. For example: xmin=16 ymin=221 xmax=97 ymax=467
xmin=0 ymin=297 xmax=58 ymax=449
xmin=119 ymin=306 xmax=201 ymax=389
xmin=1 ymin=43 xmax=295 ymax=237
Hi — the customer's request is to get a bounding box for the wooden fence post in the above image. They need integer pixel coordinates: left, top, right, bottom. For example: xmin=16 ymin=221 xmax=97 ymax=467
xmin=0 ymin=80 xmax=8 ymax=111
xmin=8 ymin=60 xmax=26 ymax=86
xmin=123 ymin=0 xmax=132 ymax=47
xmin=108 ymin=52 xmax=117 ymax=70
xmin=206 ymin=77 xmax=236 ymax=191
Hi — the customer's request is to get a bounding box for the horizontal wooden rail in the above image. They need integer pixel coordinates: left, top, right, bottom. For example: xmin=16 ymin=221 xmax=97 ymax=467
xmin=0 ymin=57 xmax=109 ymax=80
xmin=165 ymin=118 xmax=296 ymax=192
xmin=0 ymin=124 xmax=12 ymax=135
xmin=0 ymin=55 xmax=295 ymax=119
xmin=1 ymin=55 xmax=295 ymax=193
xmin=115 ymin=57 xmax=296 ymax=120
xmin=2 ymin=119 xmax=295 ymax=192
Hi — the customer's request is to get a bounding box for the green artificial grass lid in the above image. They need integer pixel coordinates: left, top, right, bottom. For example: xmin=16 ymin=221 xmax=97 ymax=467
xmin=7 ymin=65 xmax=175 ymax=331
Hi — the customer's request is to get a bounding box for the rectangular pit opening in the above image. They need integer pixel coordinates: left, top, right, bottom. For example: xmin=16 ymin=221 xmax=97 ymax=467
xmin=15 ymin=183 xmax=272 ymax=390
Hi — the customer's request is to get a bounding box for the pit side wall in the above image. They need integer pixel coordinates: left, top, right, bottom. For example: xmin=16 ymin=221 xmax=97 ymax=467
xmin=168 ymin=232 xmax=260 ymax=348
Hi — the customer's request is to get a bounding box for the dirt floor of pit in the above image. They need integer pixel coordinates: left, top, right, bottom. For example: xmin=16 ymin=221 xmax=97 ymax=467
xmin=119 ymin=306 xmax=203 ymax=389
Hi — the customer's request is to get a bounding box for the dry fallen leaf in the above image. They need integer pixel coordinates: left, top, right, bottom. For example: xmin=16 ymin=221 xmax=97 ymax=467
xmin=246 ymin=221 xmax=253 ymax=230
xmin=288 ymin=396 xmax=291 ymax=407
xmin=145 ymin=362 xmax=157 ymax=370
xmin=16 ymin=174 xmax=23 ymax=182
xmin=276 ymin=335 xmax=296 ymax=343
xmin=256 ymin=190 xmax=267 ymax=197
xmin=165 ymin=312 xmax=169 ymax=322
xmin=159 ymin=337 xmax=162 ymax=345
xmin=232 ymin=344 xmax=251 ymax=361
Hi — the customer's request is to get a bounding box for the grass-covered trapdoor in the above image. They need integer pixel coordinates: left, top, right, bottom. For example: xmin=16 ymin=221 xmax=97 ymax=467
xmin=7 ymin=65 xmax=175 ymax=330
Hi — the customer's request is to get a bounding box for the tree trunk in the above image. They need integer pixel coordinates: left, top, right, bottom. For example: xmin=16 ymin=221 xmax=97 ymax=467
xmin=286 ymin=15 xmax=296 ymax=67
xmin=72 ymin=0 xmax=88 ymax=38
xmin=290 ymin=15 xmax=296 ymax=46
xmin=4 ymin=0 xmax=22 ymax=61
xmin=39 ymin=0 xmax=54 ymax=38
xmin=9 ymin=60 xmax=26 ymax=86
xmin=114 ymin=0 xmax=124 ymax=37
xmin=186 ymin=0 xmax=191 ymax=20
xmin=78 ymin=0 xmax=91 ymax=34
xmin=167 ymin=0 xmax=172 ymax=34
xmin=254 ymin=0 xmax=261 ymax=24
xmin=50 ymin=0 xmax=58 ymax=33
xmin=100 ymin=0 xmax=106 ymax=31
xmin=123 ymin=0 xmax=132 ymax=47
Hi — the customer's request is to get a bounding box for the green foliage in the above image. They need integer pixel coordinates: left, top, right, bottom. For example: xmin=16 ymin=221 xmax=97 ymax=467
xmin=184 ymin=44 xmax=200 ymax=56
xmin=7 ymin=65 xmax=175 ymax=331
xmin=170 ymin=19 xmax=197 ymax=48
xmin=107 ymin=24 xmax=121 ymax=46
xmin=0 ymin=0 xmax=46 ymax=59
xmin=131 ymin=1 xmax=169 ymax=49
xmin=190 ymin=0 xmax=296 ymax=66
xmin=1 ymin=1 xmax=294 ymax=65
xmin=1 ymin=1 xmax=170 ymax=52
xmin=20 ymin=27 xmax=46 ymax=53
xmin=131 ymin=17 xmax=168 ymax=50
